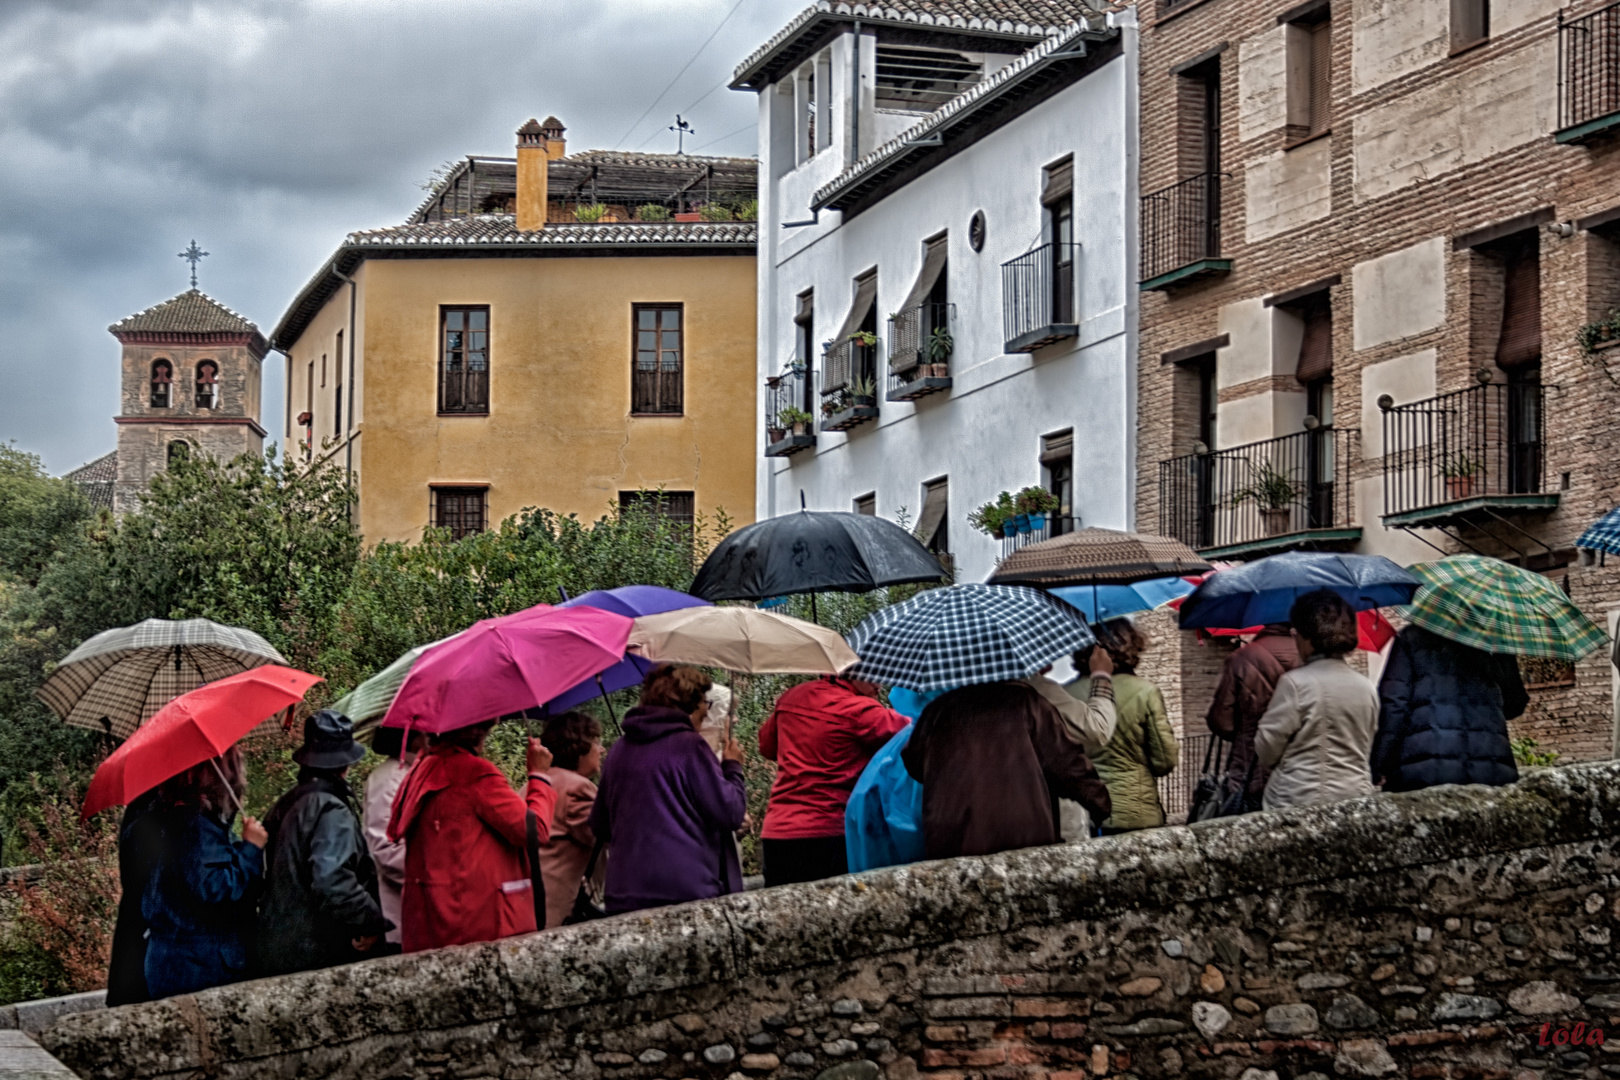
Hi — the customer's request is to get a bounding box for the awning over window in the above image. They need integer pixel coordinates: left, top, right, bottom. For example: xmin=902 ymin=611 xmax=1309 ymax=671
xmin=834 ymin=272 xmax=879 ymax=343
xmin=916 ymin=480 xmax=949 ymax=550
xmin=795 ymin=290 xmax=814 ymax=323
xmin=1042 ymin=156 xmax=1073 ymax=205
xmin=1040 ymin=430 xmax=1074 ymax=464
xmin=1295 ymin=299 xmax=1333 ymax=383
xmin=898 ymin=236 xmax=949 ymax=312
xmin=1497 ymin=237 xmax=1542 ymax=369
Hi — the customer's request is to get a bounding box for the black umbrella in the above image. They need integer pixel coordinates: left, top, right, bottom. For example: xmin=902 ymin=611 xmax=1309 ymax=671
xmin=691 ymin=510 xmax=946 ymax=607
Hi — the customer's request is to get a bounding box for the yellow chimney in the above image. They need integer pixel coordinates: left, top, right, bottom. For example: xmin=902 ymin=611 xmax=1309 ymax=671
xmin=541 ymin=116 xmax=568 ymax=160
xmin=515 ymin=119 xmax=548 ymax=231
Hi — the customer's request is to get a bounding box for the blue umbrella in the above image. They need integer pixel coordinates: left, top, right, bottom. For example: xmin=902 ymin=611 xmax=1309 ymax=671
xmin=1051 ymin=576 xmax=1196 ymax=623
xmin=545 ymin=586 xmax=710 ymax=713
xmin=1577 ymin=506 xmax=1620 ymax=557
xmin=1177 ymin=551 xmax=1420 ymax=630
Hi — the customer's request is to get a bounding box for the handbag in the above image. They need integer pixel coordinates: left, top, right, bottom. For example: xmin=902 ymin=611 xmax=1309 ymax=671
xmin=1188 ymin=737 xmax=1229 ymax=823
xmin=1215 ymin=752 xmax=1260 ymax=818
xmin=564 ymin=841 xmax=608 ymax=924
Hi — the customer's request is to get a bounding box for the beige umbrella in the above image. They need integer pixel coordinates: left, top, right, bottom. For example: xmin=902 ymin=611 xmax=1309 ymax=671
xmin=627 ymin=606 xmax=857 ymax=674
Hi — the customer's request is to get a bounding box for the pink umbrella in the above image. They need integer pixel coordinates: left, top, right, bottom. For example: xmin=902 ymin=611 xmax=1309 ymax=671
xmin=379 ymin=604 xmax=633 ymax=734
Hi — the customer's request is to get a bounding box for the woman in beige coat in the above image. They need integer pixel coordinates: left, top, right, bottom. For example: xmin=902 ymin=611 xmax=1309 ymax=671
xmin=1253 ymin=589 xmax=1380 ymax=811
xmin=538 ymin=711 xmax=604 ymax=929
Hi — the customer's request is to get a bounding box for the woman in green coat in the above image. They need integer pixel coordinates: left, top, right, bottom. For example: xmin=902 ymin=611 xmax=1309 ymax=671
xmin=1067 ymin=620 xmax=1179 ymax=832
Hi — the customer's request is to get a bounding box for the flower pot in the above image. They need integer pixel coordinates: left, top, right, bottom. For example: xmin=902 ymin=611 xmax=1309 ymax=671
xmin=931 ymin=363 xmax=950 ymax=378
xmin=853 ymin=395 xmax=876 ymax=407
xmin=1026 ymin=513 xmax=1047 ymax=534
xmin=1445 ymin=475 xmax=1476 ymax=500
xmin=675 ymin=212 xmax=703 ymax=222
xmin=1013 ymin=513 xmax=1031 ymax=534
xmin=768 ymin=428 xmax=786 ymax=445
xmin=1259 ymin=508 xmax=1292 ymax=537
xmin=791 ymin=422 xmax=809 ymax=437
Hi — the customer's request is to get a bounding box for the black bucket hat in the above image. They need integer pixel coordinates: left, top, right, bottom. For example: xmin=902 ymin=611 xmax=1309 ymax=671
xmin=293 ymin=709 xmax=367 ymax=769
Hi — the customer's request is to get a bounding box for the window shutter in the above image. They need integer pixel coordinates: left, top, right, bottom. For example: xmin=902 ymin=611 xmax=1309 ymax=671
xmin=1041 ymin=157 xmax=1073 ymax=205
xmin=1496 ymin=238 xmax=1542 ymax=370
xmin=1295 ymin=299 xmax=1334 ymax=383
xmin=916 ymin=480 xmax=949 ymax=550
xmin=834 ymin=273 xmax=880 ymax=343
xmin=1040 ymin=430 xmax=1074 ymax=464
xmin=796 ymin=291 xmax=814 ymax=323
xmin=1309 ymin=21 xmax=1332 ymax=133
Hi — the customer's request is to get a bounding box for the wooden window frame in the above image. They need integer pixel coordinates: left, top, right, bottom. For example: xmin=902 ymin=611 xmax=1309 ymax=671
xmin=438 ymin=305 xmax=491 ymax=416
xmin=1451 ymin=0 xmax=1489 ymax=53
xmin=630 ymin=303 xmax=685 ymax=417
xmin=1284 ymin=4 xmax=1332 ymax=147
xmin=430 ymin=485 xmax=489 ymax=539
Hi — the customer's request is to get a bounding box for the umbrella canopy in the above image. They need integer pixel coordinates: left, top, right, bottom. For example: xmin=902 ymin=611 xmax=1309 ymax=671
xmin=1577 ymin=506 xmax=1620 ymax=557
xmin=1050 ymin=576 xmax=1195 ymax=623
xmin=545 ymin=586 xmax=711 ymax=710
xmin=83 ymin=665 xmax=322 ymax=819
xmin=690 ymin=510 xmax=945 ymax=601
xmin=380 ymin=605 xmax=633 ymax=733
xmin=332 ymin=632 xmax=462 ymax=739
xmin=988 ymin=527 xmax=1212 ymax=588
xmin=1405 ymin=555 xmax=1608 ymax=660
xmin=844 ymin=583 xmax=1096 ymax=692
xmin=627 ymin=606 xmax=857 ymax=674
xmin=1177 ymin=551 xmax=1420 ymax=630
xmin=38 ymin=618 xmax=287 ymax=740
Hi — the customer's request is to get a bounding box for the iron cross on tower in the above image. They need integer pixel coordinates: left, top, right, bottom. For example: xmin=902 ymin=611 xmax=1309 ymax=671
xmin=178 ymin=240 xmax=209 ymax=289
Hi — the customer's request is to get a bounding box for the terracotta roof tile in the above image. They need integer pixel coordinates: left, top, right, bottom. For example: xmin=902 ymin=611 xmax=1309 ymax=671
xmin=346 ymin=216 xmax=758 ymax=248
xmin=108 ymin=290 xmax=260 ymax=336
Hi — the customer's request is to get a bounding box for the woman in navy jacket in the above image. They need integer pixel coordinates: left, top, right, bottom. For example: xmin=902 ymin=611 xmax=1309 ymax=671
xmin=1372 ymin=625 xmax=1529 ymax=792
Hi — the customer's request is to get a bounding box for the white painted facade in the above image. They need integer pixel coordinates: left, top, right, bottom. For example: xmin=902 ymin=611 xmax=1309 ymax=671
xmin=744 ymin=12 xmax=1141 ymax=584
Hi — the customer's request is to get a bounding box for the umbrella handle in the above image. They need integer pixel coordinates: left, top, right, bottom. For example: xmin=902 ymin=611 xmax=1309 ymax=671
xmin=208 ymin=757 xmax=247 ymax=821
xmin=594 ymin=675 xmax=619 ymax=727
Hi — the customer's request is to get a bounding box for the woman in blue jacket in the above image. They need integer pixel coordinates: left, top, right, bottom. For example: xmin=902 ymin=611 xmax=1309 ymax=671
xmin=1372 ymin=625 xmax=1530 ymax=792
xmin=142 ymin=747 xmax=267 ymax=999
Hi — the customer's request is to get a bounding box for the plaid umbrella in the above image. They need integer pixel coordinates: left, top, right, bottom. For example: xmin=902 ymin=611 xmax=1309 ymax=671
xmin=332 ymin=633 xmax=461 ymax=743
xmin=989 ymin=527 xmax=1212 ymax=588
xmin=37 ymin=618 xmax=286 ymax=740
xmin=1405 ymin=555 xmax=1608 ymax=661
xmin=1577 ymin=506 xmax=1620 ymax=556
xmin=845 ymin=584 xmax=1095 ymax=692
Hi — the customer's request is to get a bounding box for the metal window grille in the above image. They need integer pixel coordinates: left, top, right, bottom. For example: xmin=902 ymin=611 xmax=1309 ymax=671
xmin=1561 ymin=3 xmax=1620 ymax=133
xmin=1380 ymin=382 xmax=1546 ymax=517
xmin=440 ymin=307 xmax=490 ymax=414
xmin=1001 ymin=243 xmax=1080 ymax=347
xmin=1140 ymin=173 xmax=1224 ymax=283
xmin=821 ymin=336 xmax=880 ymax=416
xmin=432 ymin=487 xmax=488 ymax=539
xmin=618 ymin=490 xmax=696 ymax=530
xmin=632 ymin=305 xmax=684 ymax=415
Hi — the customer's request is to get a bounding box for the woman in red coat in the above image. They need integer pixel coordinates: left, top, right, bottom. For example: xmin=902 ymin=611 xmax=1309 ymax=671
xmin=386 ymin=720 xmax=555 ymax=952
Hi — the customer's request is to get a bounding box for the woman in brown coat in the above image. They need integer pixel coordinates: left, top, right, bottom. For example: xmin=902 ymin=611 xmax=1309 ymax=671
xmin=538 ymin=711 xmax=604 ymax=929
xmin=901 ymin=681 xmax=1110 ymax=858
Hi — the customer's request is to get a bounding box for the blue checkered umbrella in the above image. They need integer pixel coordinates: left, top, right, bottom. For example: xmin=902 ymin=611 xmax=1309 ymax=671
xmin=1578 ymin=506 xmax=1620 ymax=557
xmin=844 ymin=584 xmax=1095 ymax=692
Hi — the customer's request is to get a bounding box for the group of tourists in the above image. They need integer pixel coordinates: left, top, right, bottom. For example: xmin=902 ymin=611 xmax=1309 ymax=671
xmin=103 ymin=585 xmax=1530 ymax=1006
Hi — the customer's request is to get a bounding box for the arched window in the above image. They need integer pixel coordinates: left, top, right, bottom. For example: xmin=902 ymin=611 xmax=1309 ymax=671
xmin=195 ymin=361 xmax=219 ymax=409
xmin=150 ymin=360 xmax=173 ymax=408
xmin=167 ymin=440 xmax=190 ymax=466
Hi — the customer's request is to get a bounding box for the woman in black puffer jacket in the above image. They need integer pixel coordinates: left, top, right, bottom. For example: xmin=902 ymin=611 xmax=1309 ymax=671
xmin=1371 ymin=625 xmax=1530 ymax=792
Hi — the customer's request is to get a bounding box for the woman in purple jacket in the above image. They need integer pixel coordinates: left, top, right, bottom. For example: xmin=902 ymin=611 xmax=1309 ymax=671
xmin=587 ymin=665 xmax=747 ymax=913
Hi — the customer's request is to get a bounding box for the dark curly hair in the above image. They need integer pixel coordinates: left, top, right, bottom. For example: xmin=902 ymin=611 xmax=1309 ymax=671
xmin=1289 ymin=588 xmax=1359 ymax=658
xmin=542 ymin=711 xmax=602 ymax=771
xmin=640 ymin=664 xmax=713 ymax=715
xmin=1074 ymin=618 xmax=1149 ymax=674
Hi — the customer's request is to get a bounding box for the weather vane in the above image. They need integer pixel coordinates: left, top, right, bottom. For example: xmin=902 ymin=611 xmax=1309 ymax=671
xmin=178 ymin=240 xmax=209 ymax=289
xmin=669 ymin=115 xmax=696 ymax=154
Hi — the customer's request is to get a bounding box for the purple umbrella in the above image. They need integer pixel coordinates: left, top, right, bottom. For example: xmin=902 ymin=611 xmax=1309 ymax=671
xmin=543 ymin=586 xmax=711 ymax=714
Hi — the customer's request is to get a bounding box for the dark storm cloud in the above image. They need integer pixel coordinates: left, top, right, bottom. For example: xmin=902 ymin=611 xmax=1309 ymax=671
xmin=0 ymin=0 xmax=792 ymax=472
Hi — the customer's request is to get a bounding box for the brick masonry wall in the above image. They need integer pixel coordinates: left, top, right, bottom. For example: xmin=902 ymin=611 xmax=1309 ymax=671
xmin=41 ymin=762 xmax=1620 ymax=1080
xmin=1133 ymin=0 xmax=1620 ymax=760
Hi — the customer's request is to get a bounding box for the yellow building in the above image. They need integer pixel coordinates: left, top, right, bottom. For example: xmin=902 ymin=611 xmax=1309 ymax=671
xmin=272 ymin=117 xmax=758 ymax=543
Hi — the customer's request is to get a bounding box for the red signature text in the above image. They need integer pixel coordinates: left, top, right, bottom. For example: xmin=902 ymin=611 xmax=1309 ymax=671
xmin=1539 ymin=1022 xmax=1605 ymax=1047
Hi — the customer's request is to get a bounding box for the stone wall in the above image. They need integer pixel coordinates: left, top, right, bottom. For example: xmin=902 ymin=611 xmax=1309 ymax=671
xmin=42 ymin=761 xmax=1620 ymax=1080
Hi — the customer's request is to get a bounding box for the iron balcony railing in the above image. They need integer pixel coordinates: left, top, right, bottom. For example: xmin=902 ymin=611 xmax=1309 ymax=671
xmin=1002 ymin=243 xmax=1080 ymax=352
xmin=1140 ymin=172 xmax=1224 ymax=284
xmin=888 ymin=302 xmax=956 ymax=400
xmin=1559 ymin=1 xmax=1620 ymax=134
xmin=1381 ymin=382 xmax=1546 ymax=518
xmin=764 ymin=365 xmax=815 ymax=457
xmin=999 ymin=515 xmax=1081 ymax=558
xmin=820 ymin=336 xmax=880 ymax=430
xmin=1158 ymin=428 xmax=1357 ymax=552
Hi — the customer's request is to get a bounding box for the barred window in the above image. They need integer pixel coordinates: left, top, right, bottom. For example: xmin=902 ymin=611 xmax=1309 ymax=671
xmin=432 ymin=486 xmax=487 ymax=539
xmin=632 ymin=305 xmax=684 ymax=415
xmin=619 ymin=489 xmax=695 ymax=529
xmin=440 ymin=307 xmax=490 ymax=414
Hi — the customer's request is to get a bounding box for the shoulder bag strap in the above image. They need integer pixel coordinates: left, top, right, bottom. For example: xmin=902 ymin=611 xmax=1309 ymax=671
xmin=525 ymin=811 xmax=546 ymax=930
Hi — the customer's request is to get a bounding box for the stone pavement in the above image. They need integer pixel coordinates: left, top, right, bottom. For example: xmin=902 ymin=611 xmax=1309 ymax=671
xmin=0 ymin=1030 xmax=73 ymax=1078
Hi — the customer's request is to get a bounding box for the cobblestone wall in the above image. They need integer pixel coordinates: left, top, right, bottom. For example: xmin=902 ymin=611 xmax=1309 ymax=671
xmin=41 ymin=761 xmax=1620 ymax=1080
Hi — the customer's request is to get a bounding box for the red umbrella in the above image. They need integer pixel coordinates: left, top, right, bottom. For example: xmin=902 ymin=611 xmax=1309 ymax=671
xmin=379 ymin=604 xmax=633 ymax=734
xmin=83 ymin=665 xmax=322 ymax=819
xmin=1168 ymin=570 xmax=1396 ymax=651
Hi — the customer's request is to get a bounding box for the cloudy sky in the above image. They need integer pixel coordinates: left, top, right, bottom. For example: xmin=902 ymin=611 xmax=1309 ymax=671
xmin=0 ymin=0 xmax=798 ymax=474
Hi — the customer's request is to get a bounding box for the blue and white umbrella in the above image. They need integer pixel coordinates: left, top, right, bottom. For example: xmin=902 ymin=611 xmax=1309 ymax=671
xmin=1050 ymin=576 xmax=1196 ymax=623
xmin=1577 ymin=506 xmax=1620 ymax=557
xmin=845 ymin=584 xmax=1094 ymax=692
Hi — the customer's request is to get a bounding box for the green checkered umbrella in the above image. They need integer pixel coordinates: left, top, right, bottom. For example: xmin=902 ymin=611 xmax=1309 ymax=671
xmin=1405 ymin=555 xmax=1608 ymax=660
xmin=331 ymin=632 xmax=460 ymax=741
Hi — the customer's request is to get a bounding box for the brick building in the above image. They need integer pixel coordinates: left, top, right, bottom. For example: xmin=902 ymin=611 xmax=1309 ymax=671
xmin=1131 ymin=0 xmax=1620 ymax=757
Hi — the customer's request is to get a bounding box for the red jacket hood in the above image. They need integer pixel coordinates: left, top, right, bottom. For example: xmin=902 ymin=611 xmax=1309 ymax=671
xmin=387 ymin=745 xmax=502 ymax=843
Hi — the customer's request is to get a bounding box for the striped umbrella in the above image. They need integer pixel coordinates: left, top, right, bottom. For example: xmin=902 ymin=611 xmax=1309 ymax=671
xmin=1405 ymin=555 xmax=1608 ymax=660
xmin=37 ymin=618 xmax=286 ymax=740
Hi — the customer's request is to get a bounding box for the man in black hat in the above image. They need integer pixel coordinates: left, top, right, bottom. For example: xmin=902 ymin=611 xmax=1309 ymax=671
xmin=257 ymin=710 xmax=392 ymax=976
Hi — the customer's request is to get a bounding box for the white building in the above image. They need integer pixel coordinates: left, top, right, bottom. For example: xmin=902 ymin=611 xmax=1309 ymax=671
xmin=732 ymin=0 xmax=1140 ymax=583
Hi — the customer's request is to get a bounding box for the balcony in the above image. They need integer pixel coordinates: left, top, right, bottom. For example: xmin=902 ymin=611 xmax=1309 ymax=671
xmin=1002 ymin=243 xmax=1080 ymax=353
xmin=999 ymin=516 xmax=1082 ymax=559
xmin=1557 ymin=2 xmax=1620 ymax=144
xmin=820 ymin=336 xmax=881 ymax=433
xmin=1140 ymin=173 xmax=1231 ymax=291
xmin=887 ymin=302 xmax=955 ymax=402
xmin=764 ymin=366 xmax=815 ymax=458
xmin=1380 ymin=382 xmax=1556 ymax=528
xmin=1158 ymin=428 xmax=1361 ymax=559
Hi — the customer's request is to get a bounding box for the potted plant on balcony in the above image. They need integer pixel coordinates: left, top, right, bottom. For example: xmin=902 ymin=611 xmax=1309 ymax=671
xmin=851 ymin=374 xmax=877 ymax=407
xmin=1441 ymin=453 xmax=1486 ymax=500
xmin=637 ymin=203 xmax=671 ymax=222
xmin=1230 ymin=461 xmax=1303 ymax=537
xmin=574 ymin=202 xmax=608 ymax=223
xmin=969 ymin=491 xmax=1018 ymax=539
xmin=927 ymin=326 xmax=954 ymax=378
xmin=1014 ymin=486 xmax=1060 ymax=535
xmin=1579 ymin=308 xmax=1620 ymax=355
xmin=778 ymin=406 xmax=813 ymax=437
